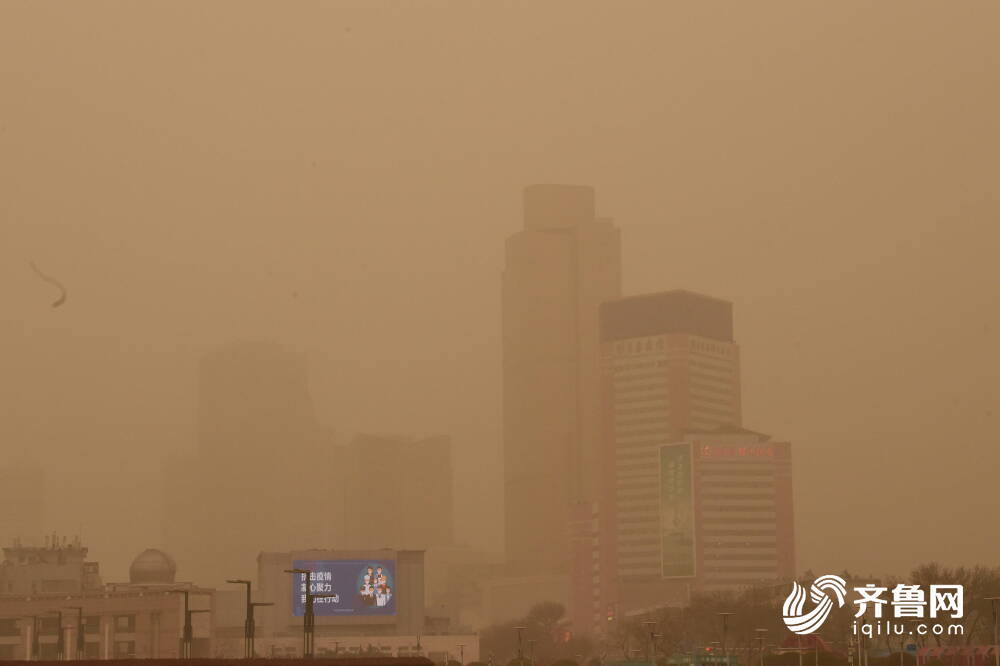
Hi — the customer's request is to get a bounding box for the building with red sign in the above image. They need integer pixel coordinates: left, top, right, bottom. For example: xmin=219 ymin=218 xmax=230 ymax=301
xmin=567 ymin=290 xmax=795 ymax=637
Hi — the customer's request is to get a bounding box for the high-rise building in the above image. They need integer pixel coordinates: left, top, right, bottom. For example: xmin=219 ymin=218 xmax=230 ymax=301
xmin=163 ymin=341 xmax=327 ymax=585
xmin=335 ymin=434 xmax=453 ymax=551
xmin=662 ymin=430 xmax=795 ymax=593
xmin=569 ymin=291 xmax=794 ymax=633
xmin=599 ymin=290 xmax=742 ymax=435
xmin=197 ymin=341 xmax=319 ymax=464
xmin=502 ymin=184 xmax=621 ymax=575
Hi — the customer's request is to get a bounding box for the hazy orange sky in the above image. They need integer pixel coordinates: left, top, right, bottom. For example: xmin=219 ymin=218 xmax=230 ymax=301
xmin=2 ymin=1 xmax=997 ymax=582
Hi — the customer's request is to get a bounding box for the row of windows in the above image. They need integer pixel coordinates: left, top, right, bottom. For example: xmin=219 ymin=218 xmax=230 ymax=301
xmin=0 ymin=615 xmax=132 ymax=637
xmin=691 ymin=339 xmax=736 ymax=357
xmin=614 ymin=338 xmax=665 ymax=355
xmin=613 ymin=391 xmax=670 ymax=407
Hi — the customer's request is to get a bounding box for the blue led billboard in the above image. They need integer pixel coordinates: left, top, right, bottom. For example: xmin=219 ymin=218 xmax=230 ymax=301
xmin=291 ymin=559 xmax=396 ymax=616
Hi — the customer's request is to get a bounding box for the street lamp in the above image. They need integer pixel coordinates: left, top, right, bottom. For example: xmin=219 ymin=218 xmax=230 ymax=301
xmin=514 ymin=627 xmax=527 ymax=665
xmin=227 ymin=579 xmax=272 ymax=658
xmin=173 ymin=589 xmax=210 ymax=658
xmin=986 ymin=597 xmax=1000 ymax=666
xmin=285 ymin=568 xmax=339 ymax=659
xmin=717 ymin=613 xmax=735 ymax=663
xmin=754 ymin=629 xmax=768 ymax=666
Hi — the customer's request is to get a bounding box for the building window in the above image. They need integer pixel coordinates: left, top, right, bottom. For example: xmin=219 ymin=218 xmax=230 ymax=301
xmin=85 ymin=642 xmax=100 ymax=659
xmin=0 ymin=645 xmax=15 ymax=659
xmin=114 ymin=615 xmax=135 ymax=633
xmin=39 ymin=617 xmax=60 ymax=635
xmin=84 ymin=616 xmax=100 ymax=634
xmin=0 ymin=618 xmax=19 ymax=637
xmin=113 ymin=641 xmax=135 ymax=659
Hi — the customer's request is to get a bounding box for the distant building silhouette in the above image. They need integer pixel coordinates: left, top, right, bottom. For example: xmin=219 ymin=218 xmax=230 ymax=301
xmin=163 ymin=342 xmax=458 ymax=587
xmin=197 ymin=341 xmax=318 ymax=463
xmin=335 ymin=434 xmax=453 ymax=550
xmin=163 ymin=341 xmax=327 ymax=585
xmin=502 ymin=184 xmax=621 ymax=576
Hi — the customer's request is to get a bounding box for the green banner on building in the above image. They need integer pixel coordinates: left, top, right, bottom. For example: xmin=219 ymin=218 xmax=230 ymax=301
xmin=659 ymin=443 xmax=695 ymax=578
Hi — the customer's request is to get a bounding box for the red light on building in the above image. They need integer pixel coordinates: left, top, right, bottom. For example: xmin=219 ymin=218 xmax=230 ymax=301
xmin=698 ymin=445 xmax=775 ymax=458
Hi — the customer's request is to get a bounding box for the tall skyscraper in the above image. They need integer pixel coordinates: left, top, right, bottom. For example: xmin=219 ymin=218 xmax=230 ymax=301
xmin=597 ymin=291 xmax=742 ymax=615
xmin=599 ymin=290 xmax=742 ymax=437
xmin=502 ymin=184 xmax=621 ymax=574
xmin=576 ymin=290 xmax=793 ymax=628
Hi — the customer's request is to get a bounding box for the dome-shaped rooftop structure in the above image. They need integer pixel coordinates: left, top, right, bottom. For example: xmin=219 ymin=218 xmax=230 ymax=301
xmin=128 ymin=549 xmax=177 ymax=585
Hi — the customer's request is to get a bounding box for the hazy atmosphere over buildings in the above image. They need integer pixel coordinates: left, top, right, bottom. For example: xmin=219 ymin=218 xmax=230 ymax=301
xmin=1 ymin=0 xmax=998 ymax=599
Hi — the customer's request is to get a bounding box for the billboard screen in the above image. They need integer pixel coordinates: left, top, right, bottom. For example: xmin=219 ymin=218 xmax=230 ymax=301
xmin=659 ymin=443 xmax=696 ymax=578
xmin=291 ymin=559 xmax=396 ymax=616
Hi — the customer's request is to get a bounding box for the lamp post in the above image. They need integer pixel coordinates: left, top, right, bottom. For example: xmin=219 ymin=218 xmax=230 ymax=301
xmin=174 ymin=589 xmax=192 ymax=658
xmin=65 ymin=607 xmax=85 ymax=660
xmin=285 ymin=568 xmax=339 ymax=659
xmin=249 ymin=602 xmax=273 ymax=658
xmin=227 ymin=579 xmax=272 ymax=658
xmin=173 ymin=589 xmax=210 ymax=658
xmin=986 ymin=597 xmax=1000 ymax=666
xmin=515 ymin=626 xmax=527 ymax=666
xmin=717 ymin=613 xmax=735 ymax=664
xmin=642 ymin=622 xmax=656 ymax=664
xmin=754 ymin=629 xmax=768 ymax=666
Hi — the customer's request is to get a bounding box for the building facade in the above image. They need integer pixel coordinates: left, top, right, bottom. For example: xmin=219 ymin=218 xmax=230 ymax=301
xmin=336 ymin=434 xmax=453 ymax=552
xmin=0 ymin=543 xmax=212 ymax=660
xmin=567 ymin=291 xmax=795 ymax=635
xmin=163 ymin=341 xmax=329 ymax=586
xmin=502 ymin=184 xmax=621 ymax=576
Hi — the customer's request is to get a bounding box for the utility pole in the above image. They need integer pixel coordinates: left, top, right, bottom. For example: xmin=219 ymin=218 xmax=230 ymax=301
xmin=285 ymin=568 xmax=339 ymax=658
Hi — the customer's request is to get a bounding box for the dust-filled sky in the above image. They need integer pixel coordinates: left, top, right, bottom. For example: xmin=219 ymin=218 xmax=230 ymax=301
xmin=1 ymin=1 xmax=997 ymax=583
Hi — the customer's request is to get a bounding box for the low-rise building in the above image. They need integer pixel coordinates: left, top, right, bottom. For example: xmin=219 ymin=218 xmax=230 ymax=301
xmin=0 ymin=540 xmax=213 ymax=659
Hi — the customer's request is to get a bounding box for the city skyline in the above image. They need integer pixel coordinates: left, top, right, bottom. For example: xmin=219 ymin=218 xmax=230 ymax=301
xmin=2 ymin=0 xmax=997 ymax=604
